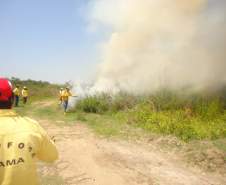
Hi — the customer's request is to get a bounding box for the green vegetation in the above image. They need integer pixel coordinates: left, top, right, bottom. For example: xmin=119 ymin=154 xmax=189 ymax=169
xmin=75 ymin=90 xmax=226 ymax=142
xmin=10 ymin=77 xmax=61 ymax=101
xmin=10 ymin=78 xmax=226 ymax=174
xmin=11 ymin=79 xmax=225 ymax=172
xmin=11 ymin=78 xmax=80 ymax=125
xmin=12 ymin=78 xmax=226 ymax=143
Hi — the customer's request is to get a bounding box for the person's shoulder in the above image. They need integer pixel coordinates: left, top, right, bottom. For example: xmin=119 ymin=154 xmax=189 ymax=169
xmin=19 ymin=117 xmax=46 ymax=134
xmin=0 ymin=115 xmax=45 ymax=136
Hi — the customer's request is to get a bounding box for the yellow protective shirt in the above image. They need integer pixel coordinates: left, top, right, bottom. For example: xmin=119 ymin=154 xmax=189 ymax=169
xmin=21 ymin=89 xmax=28 ymax=97
xmin=0 ymin=110 xmax=58 ymax=185
xmin=62 ymin=90 xmax=72 ymax=101
xmin=13 ymin=88 xmax=20 ymax=96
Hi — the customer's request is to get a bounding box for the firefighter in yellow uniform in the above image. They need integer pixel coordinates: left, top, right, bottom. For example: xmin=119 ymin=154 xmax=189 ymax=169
xmin=0 ymin=78 xmax=58 ymax=185
xmin=62 ymin=87 xmax=73 ymax=114
xmin=21 ymin=86 xmax=29 ymax=104
xmin=13 ymin=85 xmax=20 ymax=107
xmin=59 ymin=88 xmax=64 ymax=105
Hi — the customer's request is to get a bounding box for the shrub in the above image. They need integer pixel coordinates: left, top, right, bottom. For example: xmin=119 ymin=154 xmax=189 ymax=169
xmin=110 ymin=93 xmax=139 ymax=112
xmin=150 ymin=90 xmax=186 ymax=111
xmin=76 ymin=94 xmax=110 ymax=113
xmin=190 ymin=95 xmax=223 ymax=120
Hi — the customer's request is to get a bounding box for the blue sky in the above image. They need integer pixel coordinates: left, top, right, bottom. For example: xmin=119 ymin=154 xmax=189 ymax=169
xmin=0 ymin=0 xmax=105 ymax=83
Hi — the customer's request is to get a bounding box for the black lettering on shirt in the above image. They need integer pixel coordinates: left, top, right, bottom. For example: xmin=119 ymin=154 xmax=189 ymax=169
xmin=6 ymin=159 xmax=16 ymax=166
xmin=7 ymin=142 xmax=13 ymax=148
xmin=18 ymin=143 xmax=25 ymax=149
xmin=17 ymin=157 xmax=25 ymax=165
xmin=28 ymin=146 xmax=33 ymax=152
xmin=0 ymin=157 xmax=25 ymax=168
xmin=0 ymin=162 xmax=5 ymax=167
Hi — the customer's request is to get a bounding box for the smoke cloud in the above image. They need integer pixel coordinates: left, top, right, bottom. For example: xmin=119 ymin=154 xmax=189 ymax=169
xmin=88 ymin=0 xmax=226 ymax=94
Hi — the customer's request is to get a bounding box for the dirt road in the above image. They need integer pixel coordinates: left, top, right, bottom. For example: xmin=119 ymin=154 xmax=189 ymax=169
xmin=38 ymin=120 xmax=225 ymax=185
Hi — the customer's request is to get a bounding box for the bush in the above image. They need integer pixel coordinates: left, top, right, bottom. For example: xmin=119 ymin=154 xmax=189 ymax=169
xmin=192 ymin=98 xmax=223 ymax=120
xmin=76 ymin=93 xmax=139 ymax=113
xmin=110 ymin=93 xmax=139 ymax=112
xmin=150 ymin=90 xmax=186 ymax=111
xmin=76 ymin=94 xmax=110 ymax=113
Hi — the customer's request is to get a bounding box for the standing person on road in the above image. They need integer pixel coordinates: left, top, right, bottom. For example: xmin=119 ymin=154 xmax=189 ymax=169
xmin=0 ymin=78 xmax=58 ymax=185
xmin=21 ymin=86 xmax=29 ymax=104
xmin=62 ymin=87 xmax=73 ymax=114
xmin=13 ymin=85 xmax=20 ymax=107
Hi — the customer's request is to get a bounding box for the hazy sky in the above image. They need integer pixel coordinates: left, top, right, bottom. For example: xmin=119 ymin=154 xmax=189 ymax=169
xmin=0 ymin=0 xmax=108 ymax=83
xmin=0 ymin=0 xmax=225 ymax=85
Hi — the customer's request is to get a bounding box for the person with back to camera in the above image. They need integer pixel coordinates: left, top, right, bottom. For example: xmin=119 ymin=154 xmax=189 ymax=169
xmin=21 ymin=86 xmax=29 ymax=104
xmin=13 ymin=84 xmax=20 ymax=107
xmin=0 ymin=77 xmax=58 ymax=185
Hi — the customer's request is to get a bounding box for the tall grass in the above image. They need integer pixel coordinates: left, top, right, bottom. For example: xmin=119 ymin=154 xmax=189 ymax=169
xmin=75 ymin=94 xmax=111 ymax=113
xmin=75 ymin=89 xmax=226 ymax=141
xmin=75 ymin=92 xmax=139 ymax=113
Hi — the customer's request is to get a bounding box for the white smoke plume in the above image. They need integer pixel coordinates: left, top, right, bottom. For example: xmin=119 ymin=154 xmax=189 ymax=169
xmin=88 ymin=0 xmax=226 ymax=94
xmin=68 ymin=82 xmax=91 ymax=108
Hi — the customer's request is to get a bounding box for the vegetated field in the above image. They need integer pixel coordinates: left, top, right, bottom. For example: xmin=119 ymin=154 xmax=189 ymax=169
xmin=12 ymin=78 xmax=226 ymax=185
xmin=13 ymin=78 xmax=226 ymax=175
xmin=73 ymin=89 xmax=226 ymax=173
xmin=10 ymin=77 xmax=62 ymax=101
xmin=12 ymin=77 xmax=226 ymax=143
xmin=75 ymin=89 xmax=226 ymax=142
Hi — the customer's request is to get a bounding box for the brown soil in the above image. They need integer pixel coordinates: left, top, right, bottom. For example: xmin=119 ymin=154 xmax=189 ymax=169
xmin=38 ymin=120 xmax=226 ymax=185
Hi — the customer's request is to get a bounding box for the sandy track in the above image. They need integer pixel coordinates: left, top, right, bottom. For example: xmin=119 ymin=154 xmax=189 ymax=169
xmin=39 ymin=121 xmax=226 ymax=185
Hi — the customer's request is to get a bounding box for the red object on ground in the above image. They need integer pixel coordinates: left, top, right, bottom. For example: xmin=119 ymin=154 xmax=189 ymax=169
xmin=0 ymin=78 xmax=13 ymax=101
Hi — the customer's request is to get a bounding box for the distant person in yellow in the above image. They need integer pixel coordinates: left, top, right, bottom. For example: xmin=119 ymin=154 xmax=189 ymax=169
xmin=13 ymin=85 xmax=20 ymax=107
xmin=0 ymin=78 xmax=58 ymax=185
xmin=62 ymin=87 xmax=74 ymax=113
xmin=21 ymin=86 xmax=29 ymax=104
xmin=59 ymin=88 xmax=64 ymax=105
